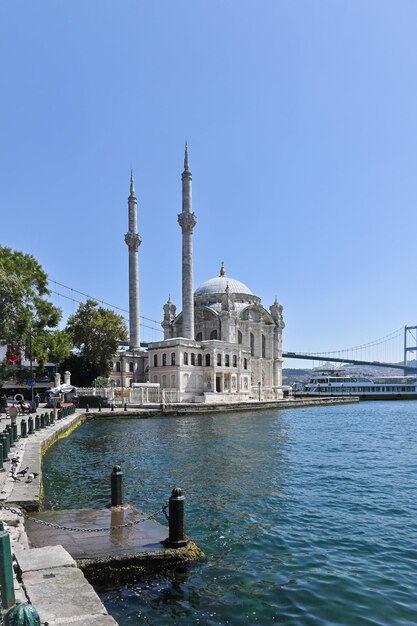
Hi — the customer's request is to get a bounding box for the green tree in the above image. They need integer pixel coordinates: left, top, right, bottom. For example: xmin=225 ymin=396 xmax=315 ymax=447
xmin=65 ymin=299 xmax=127 ymax=381
xmin=0 ymin=247 xmax=71 ymax=370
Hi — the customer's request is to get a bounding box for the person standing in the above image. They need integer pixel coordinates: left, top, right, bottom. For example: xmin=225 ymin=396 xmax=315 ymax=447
xmin=34 ymin=392 xmax=41 ymax=408
xmin=1 ymin=394 xmax=7 ymax=414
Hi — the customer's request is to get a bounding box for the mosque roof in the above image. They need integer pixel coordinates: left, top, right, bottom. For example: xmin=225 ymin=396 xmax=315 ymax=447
xmin=194 ymin=263 xmax=254 ymax=297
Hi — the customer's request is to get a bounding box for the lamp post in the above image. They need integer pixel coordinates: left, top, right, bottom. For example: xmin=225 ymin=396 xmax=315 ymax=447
xmin=258 ymin=380 xmax=261 ymax=402
xmin=29 ymin=329 xmax=34 ymax=402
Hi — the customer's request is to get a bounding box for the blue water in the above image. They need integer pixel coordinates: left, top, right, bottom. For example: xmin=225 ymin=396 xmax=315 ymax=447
xmin=42 ymin=402 xmax=417 ymax=625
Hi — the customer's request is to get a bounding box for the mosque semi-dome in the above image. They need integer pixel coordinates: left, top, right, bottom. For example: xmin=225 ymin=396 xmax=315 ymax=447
xmin=194 ymin=263 xmax=254 ymax=297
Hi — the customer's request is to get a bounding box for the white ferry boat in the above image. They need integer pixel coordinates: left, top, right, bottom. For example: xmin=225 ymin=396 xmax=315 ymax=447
xmin=304 ymin=372 xmax=417 ymax=400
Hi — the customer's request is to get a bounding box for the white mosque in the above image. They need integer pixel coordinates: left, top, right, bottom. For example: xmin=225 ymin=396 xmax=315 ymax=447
xmin=113 ymin=145 xmax=285 ymax=403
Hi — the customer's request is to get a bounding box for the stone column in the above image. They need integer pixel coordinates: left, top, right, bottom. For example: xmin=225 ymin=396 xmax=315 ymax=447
xmin=178 ymin=144 xmax=197 ymax=340
xmin=125 ymin=172 xmax=142 ymax=350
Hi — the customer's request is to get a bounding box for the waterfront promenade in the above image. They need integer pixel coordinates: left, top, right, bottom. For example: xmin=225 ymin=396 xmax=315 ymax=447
xmin=0 ymin=395 xmax=358 ymax=623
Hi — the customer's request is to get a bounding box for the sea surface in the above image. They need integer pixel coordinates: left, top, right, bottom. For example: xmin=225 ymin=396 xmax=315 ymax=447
xmin=43 ymin=401 xmax=417 ymax=625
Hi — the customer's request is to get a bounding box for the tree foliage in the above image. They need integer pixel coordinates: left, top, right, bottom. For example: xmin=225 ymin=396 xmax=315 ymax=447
xmin=0 ymin=247 xmax=71 ymax=370
xmin=65 ymin=299 xmax=127 ymax=380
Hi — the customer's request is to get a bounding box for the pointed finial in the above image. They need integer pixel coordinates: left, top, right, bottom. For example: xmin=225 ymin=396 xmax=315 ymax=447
xmin=130 ymin=169 xmax=135 ymax=196
xmin=219 ymin=262 xmax=225 ymax=277
xmin=274 ymin=295 xmax=278 ymax=304
xmin=184 ymin=141 xmax=189 ymax=171
xmin=167 ymin=294 xmax=172 ymax=304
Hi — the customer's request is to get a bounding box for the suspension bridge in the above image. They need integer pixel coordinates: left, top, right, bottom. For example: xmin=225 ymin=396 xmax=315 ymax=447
xmin=284 ymin=326 xmax=417 ymax=374
xmin=49 ymin=280 xmax=417 ymax=374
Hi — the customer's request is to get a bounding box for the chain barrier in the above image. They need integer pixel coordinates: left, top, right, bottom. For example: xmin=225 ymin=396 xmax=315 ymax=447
xmin=0 ymin=503 xmax=169 ymax=533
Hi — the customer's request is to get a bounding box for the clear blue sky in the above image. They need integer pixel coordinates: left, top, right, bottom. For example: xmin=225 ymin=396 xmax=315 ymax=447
xmin=1 ymin=1 xmax=416 ymax=364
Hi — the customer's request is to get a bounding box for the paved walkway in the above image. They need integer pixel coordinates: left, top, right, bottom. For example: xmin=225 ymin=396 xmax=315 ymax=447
xmin=0 ymin=407 xmax=118 ymax=624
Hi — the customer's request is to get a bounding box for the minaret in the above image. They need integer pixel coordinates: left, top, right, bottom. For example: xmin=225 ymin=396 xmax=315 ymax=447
xmin=178 ymin=143 xmax=197 ymax=339
xmin=124 ymin=170 xmax=142 ymax=349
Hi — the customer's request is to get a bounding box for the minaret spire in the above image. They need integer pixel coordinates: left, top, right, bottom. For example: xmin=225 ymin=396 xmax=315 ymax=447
xmin=178 ymin=143 xmax=197 ymax=339
xmin=124 ymin=171 xmax=142 ymax=350
xmin=130 ymin=169 xmax=135 ymax=196
xmin=184 ymin=142 xmax=189 ymax=172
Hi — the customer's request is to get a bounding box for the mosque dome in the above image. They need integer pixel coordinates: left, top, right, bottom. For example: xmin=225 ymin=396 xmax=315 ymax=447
xmin=194 ymin=263 xmax=254 ymax=297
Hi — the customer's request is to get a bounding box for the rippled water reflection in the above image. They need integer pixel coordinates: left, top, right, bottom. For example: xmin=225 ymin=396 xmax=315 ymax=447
xmin=43 ymin=402 xmax=417 ymax=625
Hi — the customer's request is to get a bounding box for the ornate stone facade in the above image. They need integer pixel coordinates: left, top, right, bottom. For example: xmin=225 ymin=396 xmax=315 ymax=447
xmin=147 ymin=146 xmax=285 ymax=403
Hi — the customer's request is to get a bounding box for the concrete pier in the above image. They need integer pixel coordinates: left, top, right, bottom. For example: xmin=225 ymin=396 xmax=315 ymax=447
xmin=23 ymin=505 xmax=202 ymax=583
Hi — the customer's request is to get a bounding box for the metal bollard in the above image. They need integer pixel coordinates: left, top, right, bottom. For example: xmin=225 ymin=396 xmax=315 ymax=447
xmin=124 ymin=402 xmax=127 ymax=412
xmin=35 ymin=415 xmax=40 ymax=431
xmin=53 ymin=407 xmax=57 ymax=422
xmin=6 ymin=425 xmax=14 ymax=447
xmin=86 ymin=404 xmax=89 ymax=413
xmin=167 ymin=487 xmax=187 ymax=547
xmin=40 ymin=413 xmax=45 ymax=428
xmin=50 ymin=410 xmax=54 ymax=424
xmin=12 ymin=422 xmax=18 ymax=442
xmin=5 ymin=603 xmax=41 ymax=625
xmin=111 ymin=403 xmax=114 ymax=412
xmin=1 ymin=433 xmax=8 ymax=460
xmin=110 ymin=465 xmax=124 ymax=507
xmin=28 ymin=415 xmax=34 ymax=435
xmin=0 ymin=521 xmax=15 ymax=609
xmin=21 ymin=419 xmax=28 ymax=438
xmin=44 ymin=412 xmax=49 ymax=426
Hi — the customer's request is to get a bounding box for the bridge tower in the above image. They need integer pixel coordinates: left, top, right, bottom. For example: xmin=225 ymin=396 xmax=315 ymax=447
xmin=403 ymin=325 xmax=417 ymax=374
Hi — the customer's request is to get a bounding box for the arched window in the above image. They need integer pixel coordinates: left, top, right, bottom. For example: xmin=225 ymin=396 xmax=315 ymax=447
xmin=162 ymin=353 xmax=167 ymax=366
xmin=210 ymin=330 xmax=217 ymax=340
xmin=153 ymin=354 xmax=158 ymax=367
xmin=244 ymin=358 xmax=248 ymax=370
xmin=191 ymin=353 xmax=195 ymax=366
xmin=171 ymin=374 xmax=176 ymax=387
xmin=197 ymin=354 xmax=202 ymax=366
xmin=225 ymin=354 xmax=230 ymax=367
xmin=238 ymin=330 xmax=242 ymax=344
xmin=217 ymin=353 xmax=222 ymax=366
xmin=196 ymin=332 xmax=203 ymax=341
xmin=129 ymin=361 xmax=133 ymax=372
xmin=116 ymin=362 xmax=121 ymax=372
xmin=171 ymin=352 xmax=176 ymax=366
xmin=250 ymin=333 xmax=255 ymax=356
xmin=262 ymin=335 xmax=266 ymax=358
xmin=162 ymin=375 xmax=166 ymax=388
xmin=183 ymin=352 xmax=189 ymax=365
xmin=233 ymin=354 xmax=237 ymax=367
xmin=205 ymin=354 xmax=211 ymax=366
xmin=110 ymin=361 xmax=114 ymax=370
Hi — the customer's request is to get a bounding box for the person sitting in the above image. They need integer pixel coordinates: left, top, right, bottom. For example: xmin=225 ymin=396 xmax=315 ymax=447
xmin=19 ymin=401 xmax=31 ymax=415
